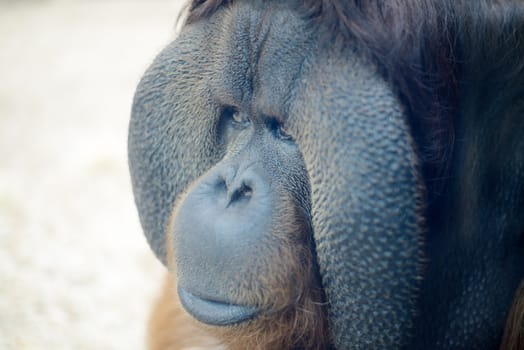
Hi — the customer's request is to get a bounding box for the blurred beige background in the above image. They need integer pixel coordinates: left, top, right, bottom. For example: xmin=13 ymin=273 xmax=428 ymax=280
xmin=0 ymin=1 xmax=185 ymax=349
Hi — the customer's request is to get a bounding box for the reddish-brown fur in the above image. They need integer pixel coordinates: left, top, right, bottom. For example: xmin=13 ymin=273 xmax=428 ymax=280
xmin=148 ymin=275 xmax=223 ymax=350
xmin=149 ymin=272 xmax=330 ymax=350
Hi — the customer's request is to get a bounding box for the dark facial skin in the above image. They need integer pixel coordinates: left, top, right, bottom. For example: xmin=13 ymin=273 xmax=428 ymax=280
xmin=129 ymin=0 xmax=524 ymax=348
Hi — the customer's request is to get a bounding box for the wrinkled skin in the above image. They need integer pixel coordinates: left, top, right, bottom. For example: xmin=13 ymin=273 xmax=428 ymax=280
xmin=129 ymin=0 xmax=524 ymax=349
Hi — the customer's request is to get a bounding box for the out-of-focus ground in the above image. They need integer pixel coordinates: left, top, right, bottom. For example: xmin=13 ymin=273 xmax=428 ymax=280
xmin=0 ymin=1 xmax=185 ymax=349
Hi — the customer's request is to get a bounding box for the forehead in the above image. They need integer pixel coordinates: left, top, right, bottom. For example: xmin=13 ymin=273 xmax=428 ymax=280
xmin=181 ymin=2 xmax=317 ymax=119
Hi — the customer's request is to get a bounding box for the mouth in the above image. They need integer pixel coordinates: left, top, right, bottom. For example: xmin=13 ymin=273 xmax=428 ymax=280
xmin=177 ymin=287 xmax=259 ymax=326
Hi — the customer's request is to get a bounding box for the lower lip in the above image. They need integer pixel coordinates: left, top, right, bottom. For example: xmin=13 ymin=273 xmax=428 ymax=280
xmin=177 ymin=287 xmax=259 ymax=326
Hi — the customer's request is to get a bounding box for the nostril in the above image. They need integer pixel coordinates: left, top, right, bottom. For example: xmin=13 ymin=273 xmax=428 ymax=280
xmin=239 ymin=184 xmax=253 ymax=198
xmin=230 ymin=183 xmax=253 ymax=204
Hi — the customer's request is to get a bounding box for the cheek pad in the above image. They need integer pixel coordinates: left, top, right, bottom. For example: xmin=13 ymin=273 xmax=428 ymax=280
xmin=288 ymin=47 xmax=424 ymax=349
xmin=128 ymin=25 xmax=221 ymax=265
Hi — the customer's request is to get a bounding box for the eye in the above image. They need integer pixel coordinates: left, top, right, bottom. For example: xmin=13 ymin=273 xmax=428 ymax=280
xmin=223 ymin=106 xmax=249 ymax=127
xmin=268 ymin=118 xmax=293 ymax=141
xmin=276 ymin=124 xmax=293 ymax=141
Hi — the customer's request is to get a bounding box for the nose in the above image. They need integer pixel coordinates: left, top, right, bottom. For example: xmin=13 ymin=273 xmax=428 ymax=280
xmin=208 ymin=164 xmax=261 ymax=208
xmin=171 ymin=160 xmax=275 ymax=306
xmin=219 ymin=165 xmax=256 ymax=207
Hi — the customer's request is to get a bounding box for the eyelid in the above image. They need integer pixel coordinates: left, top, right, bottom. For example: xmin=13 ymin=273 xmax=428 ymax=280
xmin=222 ymin=106 xmax=249 ymax=126
xmin=232 ymin=111 xmax=248 ymax=125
